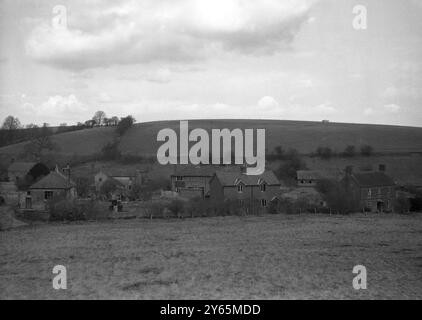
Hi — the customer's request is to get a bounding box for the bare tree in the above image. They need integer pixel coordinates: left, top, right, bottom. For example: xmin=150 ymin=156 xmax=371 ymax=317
xmin=92 ymin=110 xmax=107 ymax=126
xmin=2 ymin=116 xmax=22 ymax=130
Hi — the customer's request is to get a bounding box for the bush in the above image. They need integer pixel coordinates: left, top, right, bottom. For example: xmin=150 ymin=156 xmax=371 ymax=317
xmin=101 ymin=141 xmax=121 ymax=161
xmin=316 ymin=146 xmax=334 ymax=159
xmin=168 ymin=199 xmax=185 ymax=217
xmin=394 ymin=195 xmax=411 ymax=213
xmin=316 ymin=179 xmax=357 ymax=214
xmin=48 ymin=198 xmax=86 ymax=222
xmin=342 ymin=145 xmax=356 ymax=157
xmin=360 ymin=144 xmax=374 ymax=156
xmin=275 ymin=148 xmax=307 ymax=185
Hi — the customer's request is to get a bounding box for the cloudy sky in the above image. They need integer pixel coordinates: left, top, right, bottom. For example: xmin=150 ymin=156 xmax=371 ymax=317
xmin=0 ymin=0 xmax=421 ymax=127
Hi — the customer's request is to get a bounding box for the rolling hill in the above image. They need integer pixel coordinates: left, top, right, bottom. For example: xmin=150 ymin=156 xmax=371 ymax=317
xmin=1 ymin=119 xmax=422 ymax=160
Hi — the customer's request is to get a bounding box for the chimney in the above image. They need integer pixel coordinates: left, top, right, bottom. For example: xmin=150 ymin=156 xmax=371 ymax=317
xmin=379 ymin=164 xmax=386 ymax=172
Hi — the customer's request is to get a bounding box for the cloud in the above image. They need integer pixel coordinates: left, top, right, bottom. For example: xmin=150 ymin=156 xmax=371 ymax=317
xmin=364 ymin=104 xmax=402 ymax=116
xmin=383 ymin=104 xmax=401 ymax=113
xmin=313 ymin=102 xmax=336 ymax=114
xmin=257 ymin=96 xmax=281 ymax=111
xmin=22 ymin=94 xmax=88 ymax=124
xmin=25 ymin=0 xmax=317 ymax=70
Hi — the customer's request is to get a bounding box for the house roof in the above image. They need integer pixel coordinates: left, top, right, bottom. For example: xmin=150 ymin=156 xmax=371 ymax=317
xmin=213 ymin=170 xmax=280 ymax=186
xmin=297 ymin=170 xmax=321 ymax=180
xmin=351 ymin=172 xmax=395 ymax=187
xmin=30 ymin=171 xmax=75 ymax=190
xmin=8 ymin=162 xmax=37 ymax=173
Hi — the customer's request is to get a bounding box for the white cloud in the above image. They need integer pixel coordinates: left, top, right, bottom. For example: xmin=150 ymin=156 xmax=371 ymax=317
xmin=313 ymin=102 xmax=336 ymax=114
xmin=383 ymin=103 xmax=401 ymax=113
xmin=25 ymin=0 xmax=318 ymax=70
xmin=257 ymin=96 xmax=281 ymax=111
xmin=21 ymin=94 xmax=88 ymax=124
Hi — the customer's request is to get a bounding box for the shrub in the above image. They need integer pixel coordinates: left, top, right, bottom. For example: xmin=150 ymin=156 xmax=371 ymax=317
xmin=316 ymin=146 xmax=334 ymax=159
xmin=316 ymin=179 xmax=357 ymax=214
xmin=360 ymin=144 xmax=374 ymax=156
xmin=168 ymin=199 xmax=185 ymax=217
xmin=275 ymin=148 xmax=307 ymax=185
xmin=48 ymin=198 xmax=86 ymax=222
xmin=394 ymin=195 xmax=411 ymax=213
xmin=343 ymin=145 xmax=356 ymax=157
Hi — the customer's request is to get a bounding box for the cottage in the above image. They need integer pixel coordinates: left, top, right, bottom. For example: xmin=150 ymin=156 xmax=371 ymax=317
xmin=24 ymin=166 xmax=77 ymax=210
xmin=297 ymin=170 xmax=321 ymax=187
xmin=170 ymin=166 xmax=217 ymax=199
xmin=94 ymin=168 xmax=143 ymax=199
xmin=209 ymin=170 xmax=280 ymax=210
xmin=343 ymin=168 xmax=396 ymax=212
xmin=7 ymin=161 xmax=49 ymax=185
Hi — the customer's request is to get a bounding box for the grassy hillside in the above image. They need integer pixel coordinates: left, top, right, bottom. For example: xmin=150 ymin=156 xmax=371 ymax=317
xmin=1 ymin=120 xmax=422 ymax=159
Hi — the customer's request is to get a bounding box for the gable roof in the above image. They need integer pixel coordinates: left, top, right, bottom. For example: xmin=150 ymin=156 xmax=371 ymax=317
xmin=297 ymin=170 xmax=321 ymax=180
xmin=351 ymin=172 xmax=395 ymax=187
xmin=30 ymin=171 xmax=75 ymax=190
xmin=8 ymin=162 xmax=37 ymax=173
xmin=213 ymin=170 xmax=280 ymax=187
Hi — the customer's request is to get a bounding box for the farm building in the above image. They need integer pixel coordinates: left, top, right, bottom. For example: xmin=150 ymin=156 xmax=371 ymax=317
xmin=343 ymin=168 xmax=396 ymax=213
xmin=209 ymin=170 xmax=281 ymax=209
xmin=170 ymin=166 xmax=217 ymax=199
xmin=296 ymin=170 xmax=322 ymax=188
xmin=22 ymin=166 xmax=77 ymax=210
xmin=94 ymin=168 xmax=143 ymax=194
xmin=7 ymin=161 xmax=49 ymax=185
xmin=170 ymin=165 xmax=243 ymax=199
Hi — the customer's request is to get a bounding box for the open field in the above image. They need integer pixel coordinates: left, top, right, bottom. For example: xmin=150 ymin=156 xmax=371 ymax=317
xmin=1 ymin=120 xmax=422 ymax=159
xmin=1 ymin=214 xmax=421 ymax=299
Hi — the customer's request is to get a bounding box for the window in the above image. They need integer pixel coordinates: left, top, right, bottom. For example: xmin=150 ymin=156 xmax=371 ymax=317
xmin=176 ymin=176 xmax=183 ymax=181
xmin=27 ymin=191 xmax=31 ymax=196
xmin=260 ymin=183 xmax=266 ymax=192
xmin=237 ymin=184 xmax=243 ymax=193
xmin=44 ymin=191 xmax=54 ymax=200
xmin=261 ymin=199 xmax=267 ymax=207
xmin=239 ymin=199 xmax=244 ymax=206
xmin=99 ymin=178 xmax=102 ymax=182
xmin=368 ymin=189 xmax=372 ymax=198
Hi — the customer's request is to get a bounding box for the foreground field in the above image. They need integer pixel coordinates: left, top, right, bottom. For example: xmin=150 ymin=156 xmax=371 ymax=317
xmin=1 ymin=214 xmax=421 ymax=299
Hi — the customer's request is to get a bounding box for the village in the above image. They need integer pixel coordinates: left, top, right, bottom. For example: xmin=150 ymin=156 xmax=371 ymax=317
xmin=0 ymin=152 xmax=416 ymax=226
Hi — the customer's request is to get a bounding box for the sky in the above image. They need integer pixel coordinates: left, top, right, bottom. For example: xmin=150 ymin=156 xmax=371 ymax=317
xmin=0 ymin=0 xmax=421 ymax=127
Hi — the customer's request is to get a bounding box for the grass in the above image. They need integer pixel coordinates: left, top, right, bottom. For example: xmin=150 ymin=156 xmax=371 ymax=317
xmin=1 ymin=119 xmax=422 ymax=159
xmin=1 ymin=213 xmax=421 ymax=299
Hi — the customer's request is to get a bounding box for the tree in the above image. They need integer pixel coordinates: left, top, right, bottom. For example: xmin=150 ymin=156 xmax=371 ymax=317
xmin=99 ymin=179 xmax=119 ymax=197
xmin=316 ymin=146 xmax=334 ymax=159
xmin=275 ymin=148 xmax=307 ymax=185
xmin=343 ymin=145 xmax=356 ymax=157
xmin=75 ymin=177 xmax=91 ymax=198
xmin=2 ymin=116 xmax=22 ymax=130
xmin=360 ymin=144 xmax=373 ymax=156
xmin=116 ymin=115 xmax=135 ymax=136
xmin=316 ymin=179 xmax=357 ymax=214
xmin=92 ymin=110 xmax=107 ymax=126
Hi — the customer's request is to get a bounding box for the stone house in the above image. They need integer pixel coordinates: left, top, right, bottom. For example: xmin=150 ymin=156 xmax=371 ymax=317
xmin=22 ymin=166 xmax=77 ymax=210
xmin=94 ymin=168 xmax=143 ymax=199
xmin=209 ymin=170 xmax=281 ymax=210
xmin=343 ymin=168 xmax=396 ymax=212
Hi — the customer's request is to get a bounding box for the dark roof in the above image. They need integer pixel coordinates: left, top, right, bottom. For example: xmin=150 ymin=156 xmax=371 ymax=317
xmin=297 ymin=170 xmax=321 ymax=180
xmin=171 ymin=166 xmax=219 ymax=177
xmin=8 ymin=162 xmax=37 ymax=173
xmin=213 ymin=170 xmax=280 ymax=186
xmin=351 ymin=172 xmax=395 ymax=187
xmin=30 ymin=171 xmax=76 ymax=190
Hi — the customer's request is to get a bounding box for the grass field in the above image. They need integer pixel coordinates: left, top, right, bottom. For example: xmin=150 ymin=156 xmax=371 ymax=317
xmin=1 ymin=214 xmax=421 ymax=299
xmin=1 ymin=119 xmax=422 ymax=158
